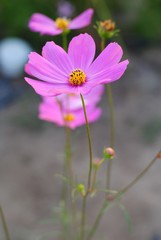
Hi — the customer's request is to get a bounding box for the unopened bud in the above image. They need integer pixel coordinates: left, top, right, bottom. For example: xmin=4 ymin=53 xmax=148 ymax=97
xmin=157 ymin=152 xmax=161 ymax=159
xmin=104 ymin=147 xmax=115 ymax=159
xmin=96 ymin=19 xmax=120 ymax=39
xmin=107 ymin=194 xmax=115 ymax=202
xmin=77 ymin=184 xmax=86 ymax=197
xmin=93 ymin=158 xmax=103 ymax=170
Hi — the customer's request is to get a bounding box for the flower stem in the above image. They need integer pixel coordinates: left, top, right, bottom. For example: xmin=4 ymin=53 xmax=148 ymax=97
xmin=106 ymin=84 xmax=115 ymax=190
xmin=116 ymin=149 xmax=161 ymax=196
xmin=65 ymin=126 xmax=73 ymax=181
xmin=0 ymin=205 xmax=10 ymax=240
xmin=87 ymin=149 xmax=161 ymax=240
xmin=101 ymin=38 xmax=115 ymax=191
xmin=80 ymin=93 xmax=93 ymax=240
xmin=91 ymin=169 xmax=97 ymax=191
xmin=62 ymin=33 xmax=68 ymax=51
xmin=80 ymin=195 xmax=87 ymax=240
xmin=80 ymin=94 xmax=93 ymax=191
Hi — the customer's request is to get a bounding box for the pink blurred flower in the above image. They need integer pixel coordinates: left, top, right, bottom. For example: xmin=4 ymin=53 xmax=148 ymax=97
xmin=45 ymin=85 xmax=104 ymax=111
xmin=39 ymin=97 xmax=102 ymax=129
xmin=25 ymin=33 xmax=129 ymax=96
xmin=28 ymin=9 xmax=93 ymax=36
xmin=57 ymin=0 xmax=75 ymax=18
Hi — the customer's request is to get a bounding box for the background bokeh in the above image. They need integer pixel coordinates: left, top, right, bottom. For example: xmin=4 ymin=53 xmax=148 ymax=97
xmin=0 ymin=0 xmax=161 ymax=240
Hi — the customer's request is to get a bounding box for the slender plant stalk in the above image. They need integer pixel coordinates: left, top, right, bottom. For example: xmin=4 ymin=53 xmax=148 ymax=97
xmin=101 ymin=38 xmax=115 ymax=191
xmin=116 ymin=149 xmax=161 ymax=196
xmin=0 ymin=205 xmax=10 ymax=240
xmin=87 ymin=149 xmax=161 ymax=240
xmin=86 ymin=200 xmax=108 ymax=240
xmin=62 ymin=33 xmax=68 ymax=51
xmin=80 ymin=94 xmax=93 ymax=191
xmin=80 ymin=93 xmax=93 ymax=240
xmin=80 ymin=195 xmax=88 ymax=240
xmin=106 ymin=84 xmax=115 ymax=190
xmin=65 ymin=126 xmax=73 ymax=180
xmin=91 ymin=169 xmax=97 ymax=191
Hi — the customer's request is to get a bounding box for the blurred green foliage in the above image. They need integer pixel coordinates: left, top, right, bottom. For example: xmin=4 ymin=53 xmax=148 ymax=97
xmin=0 ymin=0 xmax=161 ymax=48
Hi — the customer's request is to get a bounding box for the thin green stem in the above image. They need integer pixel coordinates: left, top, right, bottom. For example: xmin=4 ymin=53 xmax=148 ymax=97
xmin=65 ymin=126 xmax=73 ymax=181
xmin=101 ymin=38 xmax=115 ymax=191
xmin=62 ymin=33 xmax=68 ymax=51
xmin=0 ymin=205 xmax=10 ymax=240
xmin=80 ymin=195 xmax=87 ymax=240
xmin=116 ymin=149 xmax=161 ymax=196
xmin=87 ymin=150 xmax=161 ymax=240
xmin=91 ymin=169 xmax=97 ymax=191
xmin=86 ymin=201 xmax=108 ymax=240
xmin=106 ymin=84 xmax=115 ymax=190
xmin=80 ymin=94 xmax=93 ymax=191
xmin=80 ymin=94 xmax=93 ymax=240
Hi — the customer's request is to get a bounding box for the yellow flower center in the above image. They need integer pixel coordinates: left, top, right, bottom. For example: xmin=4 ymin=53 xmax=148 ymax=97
xmin=64 ymin=114 xmax=75 ymax=122
xmin=55 ymin=18 xmax=69 ymax=30
xmin=100 ymin=19 xmax=115 ymax=32
xmin=69 ymin=69 xmax=86 ymax=86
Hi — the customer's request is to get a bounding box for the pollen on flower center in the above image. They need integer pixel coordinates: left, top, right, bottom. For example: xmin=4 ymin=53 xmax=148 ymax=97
xmin=55 ymin=18 xmax=69 ymax=30
xmin=64 ymin=114 xmax=75 ymax=122
xmin=69 ymin=69 xmax=86 ymax=86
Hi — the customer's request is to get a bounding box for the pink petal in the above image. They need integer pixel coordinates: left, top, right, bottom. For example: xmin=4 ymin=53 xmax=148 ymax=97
xmin=87 ymin=42 xmax=124 ymax=75
xmin=25 ymin=77 xmax=57 ymax=96
xmin=28 ymin=13 xmax=62 ymax=36
xmin=88 ymin=60 xmax=129 ymax=84
xmin=27 ymin=52 xmax=67 ymax=83
xmin=42 ymin=41 xmax=74 ymax=74
xmin=69 ymin=9 xmax=94 ymax=29
xmin=68 ymin=33 xmax=95 ymax=71
xmin=25 ymin=77 xmax=81 ymax=96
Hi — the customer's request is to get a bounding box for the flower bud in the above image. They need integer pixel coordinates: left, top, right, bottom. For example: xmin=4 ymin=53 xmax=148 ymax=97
xmin=104 ymin=147 xmax=115 ymax=159
xmin=107 ymin=194 xmax=115 ymax=202
xmin=157 ymin=152 xmax=161 ymax=159
xmin=77 ymin=184 xmax=86 ymax=197
xmin=93 ymin=158 xmax=103 ymax=170
xmin=96 ymin=19 xmax=120 ymax=39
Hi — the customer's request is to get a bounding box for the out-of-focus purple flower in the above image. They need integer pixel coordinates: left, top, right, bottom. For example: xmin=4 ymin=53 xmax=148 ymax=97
xmin=39 ymin=96 xmax=102 ymax=129
xmin=38 ymin=85 xmax=104 ymax=129
xmin=44 ymin=85 xmax=104 ymax=111
xmin=25 ymin=33 xmax=129 ymax=97
xmin=57 ymin=0 xmax=75 ymax=18
xmin=28 ymin=8 xmax=94 ymax=36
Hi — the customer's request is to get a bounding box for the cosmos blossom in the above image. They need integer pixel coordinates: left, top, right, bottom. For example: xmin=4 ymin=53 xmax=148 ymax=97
xmin=28 ymin=9 xmax=94 ymax=36
xmin=44 ymin=85 xmax=104 ymax=111
xmin=39 ymin=96 xmax=102 ymax=129
xmin=25 ymin=33 xmax=129 ymax=96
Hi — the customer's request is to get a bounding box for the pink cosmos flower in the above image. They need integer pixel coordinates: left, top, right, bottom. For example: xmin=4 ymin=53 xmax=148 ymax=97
xmin=25 ymin=33 xmax=129 ymax=96
xmin=39 ymin=97 xmax=102 ymax=129
xmin=44 ymin=85 xmax=104 ymax=111
xmin=28 ymin=9 xmax=94 ymax=36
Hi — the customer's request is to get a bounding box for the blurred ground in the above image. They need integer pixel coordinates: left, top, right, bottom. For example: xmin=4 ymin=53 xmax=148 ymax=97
xmin=0 ymin=47 xmax=161 ymax=240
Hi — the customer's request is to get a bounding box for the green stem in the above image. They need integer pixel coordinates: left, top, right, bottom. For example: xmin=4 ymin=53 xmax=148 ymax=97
xmin=62 ymin=33 xmax=68 ymax=51
xmin=91 ymin=169 xmax=97 ymax=191
xmin=116 ymin=149 xmax=161 ymax=196
xmin=80 ymin=195 xmax=87 ymax=240
xmin=106 ymin=84 xmax=115 ymax=190
xmin=86 ymin=201 xmax=108 ymax=240
xmin=80 ymin=94 xmax=93 ymax=191
xmin=87 ymin=149 xmax=161 ymax=240
xmin=0 ymin=205 xmax=10 ymax=240
xmin=101 ymin=38 xmax=115 ymax=191
xmin=65 ymin=126 xmax=73 ymax=181
xmin=80 ymin=94 xmax=93 ymax=240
